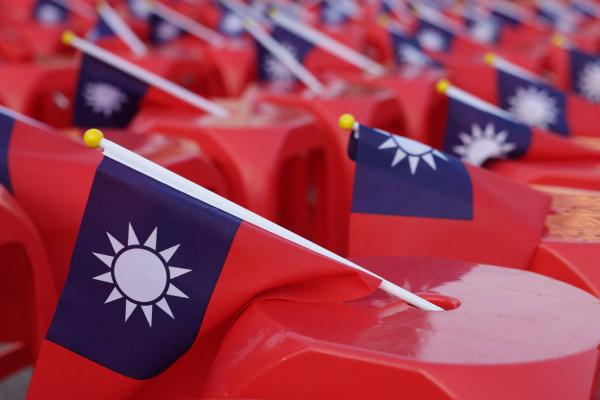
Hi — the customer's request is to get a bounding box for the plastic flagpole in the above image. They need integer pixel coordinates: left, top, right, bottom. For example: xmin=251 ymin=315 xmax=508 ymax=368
xmin=242 ymin=17 xmax=326 ymax=95
xmin=97 ymin=1 xmax=148 ymax=57
xmin=483 ymin=52 xmax=542 ymax=81
xmin=149 ymin=0 xmax=227 ymax=48
xmin=62 ymin=31 xmax=230 ymax=118
xmin=435 ymin=79 xmax=518 ymax=122
xmin=269 ymin=8 xmax=386 ymax=76
xmin=82 ymin=128 xmax=443 ymax=312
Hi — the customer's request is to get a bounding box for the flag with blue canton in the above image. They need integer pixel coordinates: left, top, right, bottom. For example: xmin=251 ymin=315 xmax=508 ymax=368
xmin=497 ymin=68 xmax=569 ymax=136
xmin=416 ymin=18 xmax=454 ymax=52
xmin=0 ymin=111 xmax=15 ymax=193
xmin=33 ymin=0 xmax=68 ymax=25
xmin=389 ymin=29 xmax=437 ymax=69
xmin=46 ymin=156 xmax=240 ymax=378
xmin=217 ymin=4 xmax=245 ymax=38
xmin=149 ymin=12 xmax=184 ymax=45
xmin=442 ymin=95 xmax=531 ymax=166
xmin=88 ymin=15 xmax=116 ymax=43
xmin=349 ymin=124 xmax=473 ymax=220
xmin=73 ymin=54 xmax=149 ymax=128
xmin=569 ymin=48 xmax=600 ymax=104
xmin=256 ymin=25 xmax=315 ymax=83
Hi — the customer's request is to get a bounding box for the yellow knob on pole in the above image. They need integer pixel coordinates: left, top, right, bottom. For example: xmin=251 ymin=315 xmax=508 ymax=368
xmin=61 ymin=31 xmax=76 ymax=45
xmin=338 ymin=113 xmax=356 ymax=130
xmin=84 ymin=129 xmax=105 ymax=149
xmin=483 ymin=52 xmax=497 ymax=65
xmin=436 ymin=79 xmax=450 ymax=94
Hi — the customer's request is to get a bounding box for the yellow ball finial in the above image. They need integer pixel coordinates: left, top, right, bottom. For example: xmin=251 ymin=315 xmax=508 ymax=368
xmin=483 ymin=52 xmax=497 ymax=65
xmin=436 ymin=79 xmax=450 ymax=94
xmin=62 ymin=31 xmax=75 ymax=45
xmin=338 ymin=114 xmax=356 ymax=130
xmin=377 ymin=14 xmax=390 ymax=27
xmin=552 ymin=33 xmax=566 ymax=47
xmin=84 ymin=129 xmax=104 ymax=149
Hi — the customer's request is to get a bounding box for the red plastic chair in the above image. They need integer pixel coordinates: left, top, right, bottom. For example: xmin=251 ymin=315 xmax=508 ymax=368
xmin=204 ymin=256 xmax=600 ymax=399
xmin=0 ymin=186 xmax=57 ymax=378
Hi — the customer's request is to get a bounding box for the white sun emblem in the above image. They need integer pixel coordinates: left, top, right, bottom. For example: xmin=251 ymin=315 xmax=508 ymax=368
xmin=37 ymin=4 xmax=63 ymax=25
xmin=452 ymin=123 xmax=517 ymax=166
xmin=507 ymin=86 xmax=558 ymax=129
xmin=83 ymin=82 xmax=128 ymax=117
xmin=221 ymin=13 xmax=244 ymax=36
xmin=323 ymin=5 xmax=346 ymax=25
xmin=264 ymin=42 xmax=297 ymax=83
xmin=417 ymin=28 xmax=446 ymax=51
xmin=378 ymin=131 xmax=448 ymax=174
xmin=129 ymin=0 xmax=150 ymax=19
xmin=469 ymin=20 xmax=496 ymax=44
xmin=92 ymin=224 xmax=191 ymax=327
xmin=578 ymin=62 xmax=600 ymax=103
xmin=397 ymin=43 xmax=428 ymax=68
xmin=157 ymin=21 xmax=180 ymax=42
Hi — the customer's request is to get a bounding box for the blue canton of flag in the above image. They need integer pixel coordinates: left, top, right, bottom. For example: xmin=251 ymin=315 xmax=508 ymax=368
xmin=149 ymin=13 xmax=184 ymax=45
xmin=497 ymin=69 xmax=569 ymax=136
xmin=33 ymin=0 xmax=68 ymax=25
xmin=88 ymin=15 xmax=116 ymax=43
xmin=443 ymin=95 xmax=531 ymax=165
xmin=389 ymin=29 xmax=437 ymax=69
xmin=491 ymin=8 xmax=521 ymax=26
xmin=217 ymin=5 xmax=245 ymax=38
xmin=416 ymin=18 xmax=454 ymax=52
xmin=73 ymin=54 xmax=149 ymax=128
xmin=349 ymin=124 xmax=473 ymax=220
xmin=256 ymin=25 xmax=314 ymax=83
xmin=569 ymin=48 xmax=600 ymax=104
xmin=0 ymin=112 xmax=14 ymax=193
xmin=46 ymin=157 xmax=241 ymax=379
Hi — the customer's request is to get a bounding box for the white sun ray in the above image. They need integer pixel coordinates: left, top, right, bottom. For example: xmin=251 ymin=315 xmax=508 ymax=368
xmin=578 ymin=61 xmax=600 ymax=103
xmin=167 ymin=284 xmax=189 ymax=298
xmin=83 ymin=82 xmax=128 ymax=117
xmin=141 ymin=305 xmax=153 ymax=326
xmin=169 ymin=266 xmax=192 ymax=279
xmin=398 ymin=43 xmax=429 ymax=69
xmin=92 ymin=224 xmax=192 ymax=327
xmin=156 ymin=298 xmax=174 ymax=318
xmin=264 ymin=42 xmax=298 ymax=83
xmin=106 ymin=232 xmax=124 ymax=253
xmin=469 ymin=20 xmax=497 ymax=43
xmin=377 ymin=130 xmax=448 ymax=175
xmin=105 ymin=288 xmax=123 ymax=303
xmin=452 ymin=122 xmax=517 ymax=166
xmin=160 ymin=244 xmax=180 ymax=263
xmin=144 ymin=227 xmax=157 ymax=250
xmin=93 ymin=252 xmax=114 ymax=268
xmin=507 ymin=86 xmax=558 ymax=129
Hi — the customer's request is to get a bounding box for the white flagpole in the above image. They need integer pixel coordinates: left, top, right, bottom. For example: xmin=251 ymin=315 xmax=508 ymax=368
xmin=0 ymin=106 xmax=52 ymax=130
xmin=62 ymin=32 xmax=230 ymax=118
xmin=269 ymin=8 xmax=387 ymax=76
xmin=149 ymin=1 xmax=227 ymax=48
xmin=435 ymin=79 xmax=518 ymax=122
xmin=51 ymin=0 xmax=95 ymax=19
xmin=82 ymin=128 xmax=443 ymax=312
xmin=242 ymin=18 xmax=326 ymax=95
xmin=97 ymin=1 xmax=148 ymax=57
xmin=483 ymin=52 xmax=543 ymax=82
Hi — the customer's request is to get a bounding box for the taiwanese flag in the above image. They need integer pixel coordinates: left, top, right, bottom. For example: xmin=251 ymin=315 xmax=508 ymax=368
xmin=463 ymin=13 xmax=501 ymax=45
xmin=431 ymin=85 xmax=600 ymax=166
xmin=448 ymin=60 xmax=600 ymax=138
xmin=565 ymin=47 xmax=600 ymax=105
xmin=216 ymin=3 xmax=245 ymax=39
xmin=88 ymin=14 xmax=117 ymax=43
xmin=28 ymin=140 xmax=379 ymax=398
xmin=148 ymin=12 xmax=185 ymax=45
xmin=32 ymin=0 xmax=69 ymax=26
xmin=73 ymin=54 xmax=150 ymax=128
xmin=256 ymin=24 xmax=315 ymax=84
xmin=347 ymin=123 xmax=550 ymax=268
